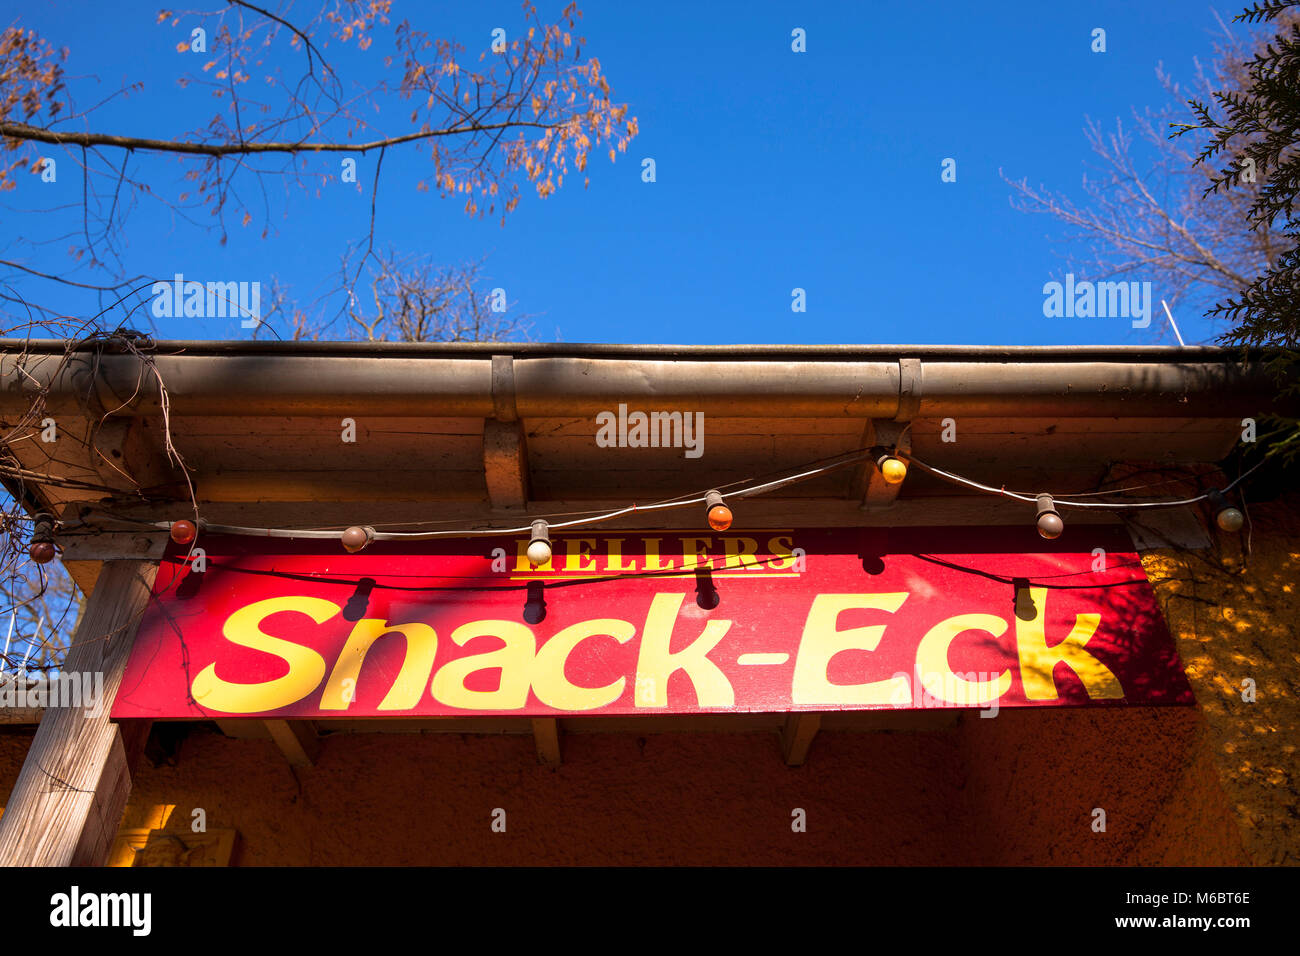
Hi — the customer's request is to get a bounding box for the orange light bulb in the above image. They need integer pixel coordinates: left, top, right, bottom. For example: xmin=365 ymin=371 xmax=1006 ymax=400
xmin=708 ymin=504 xmax=733 ymax=531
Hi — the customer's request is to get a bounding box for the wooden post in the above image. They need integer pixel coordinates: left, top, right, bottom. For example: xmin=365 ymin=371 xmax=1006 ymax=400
xmin=263 ymin=720 xmax=321 ymax=767
xmin=0 ymin=560 xmax=158 ymax=866
xmin=532 ymin=718 xmax=561 ymax=767
xmin=781 ymin=713 xmax=821 ymax=766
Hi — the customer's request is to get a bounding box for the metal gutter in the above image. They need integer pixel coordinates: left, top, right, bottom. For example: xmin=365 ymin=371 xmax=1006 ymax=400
xmin=0 ymin=340 xmax=1281 ymax=418
xmin=0 ymin=339 xmax=1266 ymax=359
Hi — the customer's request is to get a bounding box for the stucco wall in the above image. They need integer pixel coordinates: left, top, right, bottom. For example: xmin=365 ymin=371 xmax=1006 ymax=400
xmin=116 ymin=726 xmax=975 ymax=865
xmin=0 ymin=729 xmax=33 ymax=827
xmin=77 ymin=708 xmax=1246 ymax=865
xmin=958 ymin=707 xmax=1246 ymax=865
xmin=0 ymin=704 xmax=1253 ymax=866
xmin=1139 ymin=493 xmax=1300 ymax=865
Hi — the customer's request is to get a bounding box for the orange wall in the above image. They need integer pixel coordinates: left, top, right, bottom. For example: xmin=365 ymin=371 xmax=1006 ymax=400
xmin=58 ymin=705 xmax=1242 ymax=866
xmin=0 ymin=697 xmax=1250 ymax=866
xmin=958 ymin=707 xmax=1245 ymax=865
xmin=1139 ymin=493 xmax=1300 ymax=866
xmin=0 ymin=730 xmax=32 ymax=827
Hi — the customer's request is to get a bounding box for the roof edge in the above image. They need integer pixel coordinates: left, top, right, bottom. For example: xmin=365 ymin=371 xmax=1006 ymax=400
xmin=0 ymin=339 xmax=1262 ymax=362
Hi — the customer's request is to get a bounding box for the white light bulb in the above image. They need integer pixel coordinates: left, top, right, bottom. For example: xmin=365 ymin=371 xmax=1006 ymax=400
xmin=526 ymin=539 xmax=552 ymax=566
xmin=1216 ymin=508 xmax=1244 ymax=532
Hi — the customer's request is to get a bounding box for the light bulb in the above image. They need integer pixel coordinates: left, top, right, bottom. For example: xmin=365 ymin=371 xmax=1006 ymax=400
xmin=879 ymin=456 xmax=907 ymax=485
xmin=527 ymin=519 xmax=551 ymax=566
xmin=1035 ymin=494 xmax=1063 ymax=540
xmin=29 ymin=513 xmax=57 ymax=563
xmin=708 ymin=505 xmax=733 ymax=531
xmin=342 ymin=526 xmax=374 ymax=553
xmin=1215 ymin=507 xmax=1245 ymax=532
xmin=28 ymin=541 xmax=55 ymax=564
xmin=704 ymin=491 xmax=732 ymax=531
xmin=1036 ymin=512 xmax=1064 ymax=539
xmin=1208 ymin=489 xmax=1244 ymax=533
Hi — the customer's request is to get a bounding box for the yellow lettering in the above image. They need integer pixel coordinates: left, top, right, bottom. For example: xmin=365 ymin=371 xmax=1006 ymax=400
xmin=604 ymin=538 xmax=636 ymax=572
xmin=766 ymin=535 xmax=797 ymax=570
xmin=531 ymin=619 xmax=633 ymax=710
xmin=722 ymin=536 xmax=762 ymax=570
xmin=319 ymin=619 xmax=438 ymax=711
xmin=644 ymin=537 xmax=676 ymax=572
xmin=564 ymin=538 xmax=599 ymax=572
xmin=680 ymin=536 xmax=714 ymax=570
xmin=634 ymin=594 xmax=733 ymax=707
xmin=915 ymin=613 xmax=1011 ymax=705
xmin=431 ymin=621 xmax=535 ymax=709
xmin=792 ymin=593 xmax=910 ymax=706
xmin=191 ymin=596 xmax=338 ymax=714
xmin=1016 ymin=587 xmax=1122 ymax=699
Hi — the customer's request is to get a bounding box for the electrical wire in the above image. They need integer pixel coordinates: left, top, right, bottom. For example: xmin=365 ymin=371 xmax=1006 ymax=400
xmin=62 ymin=445 xmax=1266 ymax=543
xmin=79 ymin=447 xmax=877 ymax=541
xmin=903 ymin=455 xmax=1265 ymax=509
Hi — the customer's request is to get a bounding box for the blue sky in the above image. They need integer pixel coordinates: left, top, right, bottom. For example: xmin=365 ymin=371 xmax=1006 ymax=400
xmin=1 ymin=0 xmax=1261 ymax=346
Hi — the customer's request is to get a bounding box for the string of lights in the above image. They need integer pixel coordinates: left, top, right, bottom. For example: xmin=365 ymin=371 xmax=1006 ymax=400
xmin=114 ymin=447 xmax=882 ymax=555
xmin=904 ymin=455 xmax=1263 ymax=508
xmin=32 ymin=442 xmax=1260 ymax=561
xmin=73 ymin=446 xmax=874 ymax=540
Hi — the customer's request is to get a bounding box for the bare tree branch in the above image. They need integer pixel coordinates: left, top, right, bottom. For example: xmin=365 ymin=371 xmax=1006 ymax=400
xmin=0 ymin=118 xmax=563 ymax=156
xmin=1002 ymin=17 xmax=1297 ymax=333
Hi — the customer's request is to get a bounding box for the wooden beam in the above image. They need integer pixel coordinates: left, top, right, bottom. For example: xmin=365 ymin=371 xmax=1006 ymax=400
xmin=0 ymin=560 xmax=158 ymax=866
xmin=857 ymin=420 xmax=911 ymax=511
xmin=87 ymin=417 xmax=175 ymax=490
xmin=61 ymin=560 xmax=103 ymax=600
xmin=0 ymin=674 xmax=43 ymax=724
xmin=116 ymin=718 xmax=153 ymax=774
xmin=848 ymin=418 xmax=878 ymax=500
xmin=80 ymin=495 xmax=1129 ymax=532
xmin=57 ymin=513 xmax=167 ymax=598
xmin=59 ymin=529 xmax=168 ymax=606
xmin=531 ymin=717 xmax=561 ymax=767
xmin=215 ymin=720 xmax=270 ymax=739
xmin=58 ymin=530 xmax=169 ymax=563
xmin=72 ymin=730 xmax=132 ymax=866
xmin=188 ymin=472 xmax=486 ymax=502
xmin=263 ymin=720 xmax=321 ymax=767
xmin=781 ymin=713 xmax=821 ymax=766
xmin=483 ymin=419 xmax=529 ymax=509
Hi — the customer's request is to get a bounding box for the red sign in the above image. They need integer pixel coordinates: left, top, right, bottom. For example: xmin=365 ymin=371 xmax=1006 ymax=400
xmin=112 ymin=527 xmax=1193 ymax=719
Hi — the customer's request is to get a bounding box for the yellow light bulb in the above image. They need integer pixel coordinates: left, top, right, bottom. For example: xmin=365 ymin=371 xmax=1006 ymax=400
xmin=880 ymin=457 xmax=907 ymax=485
